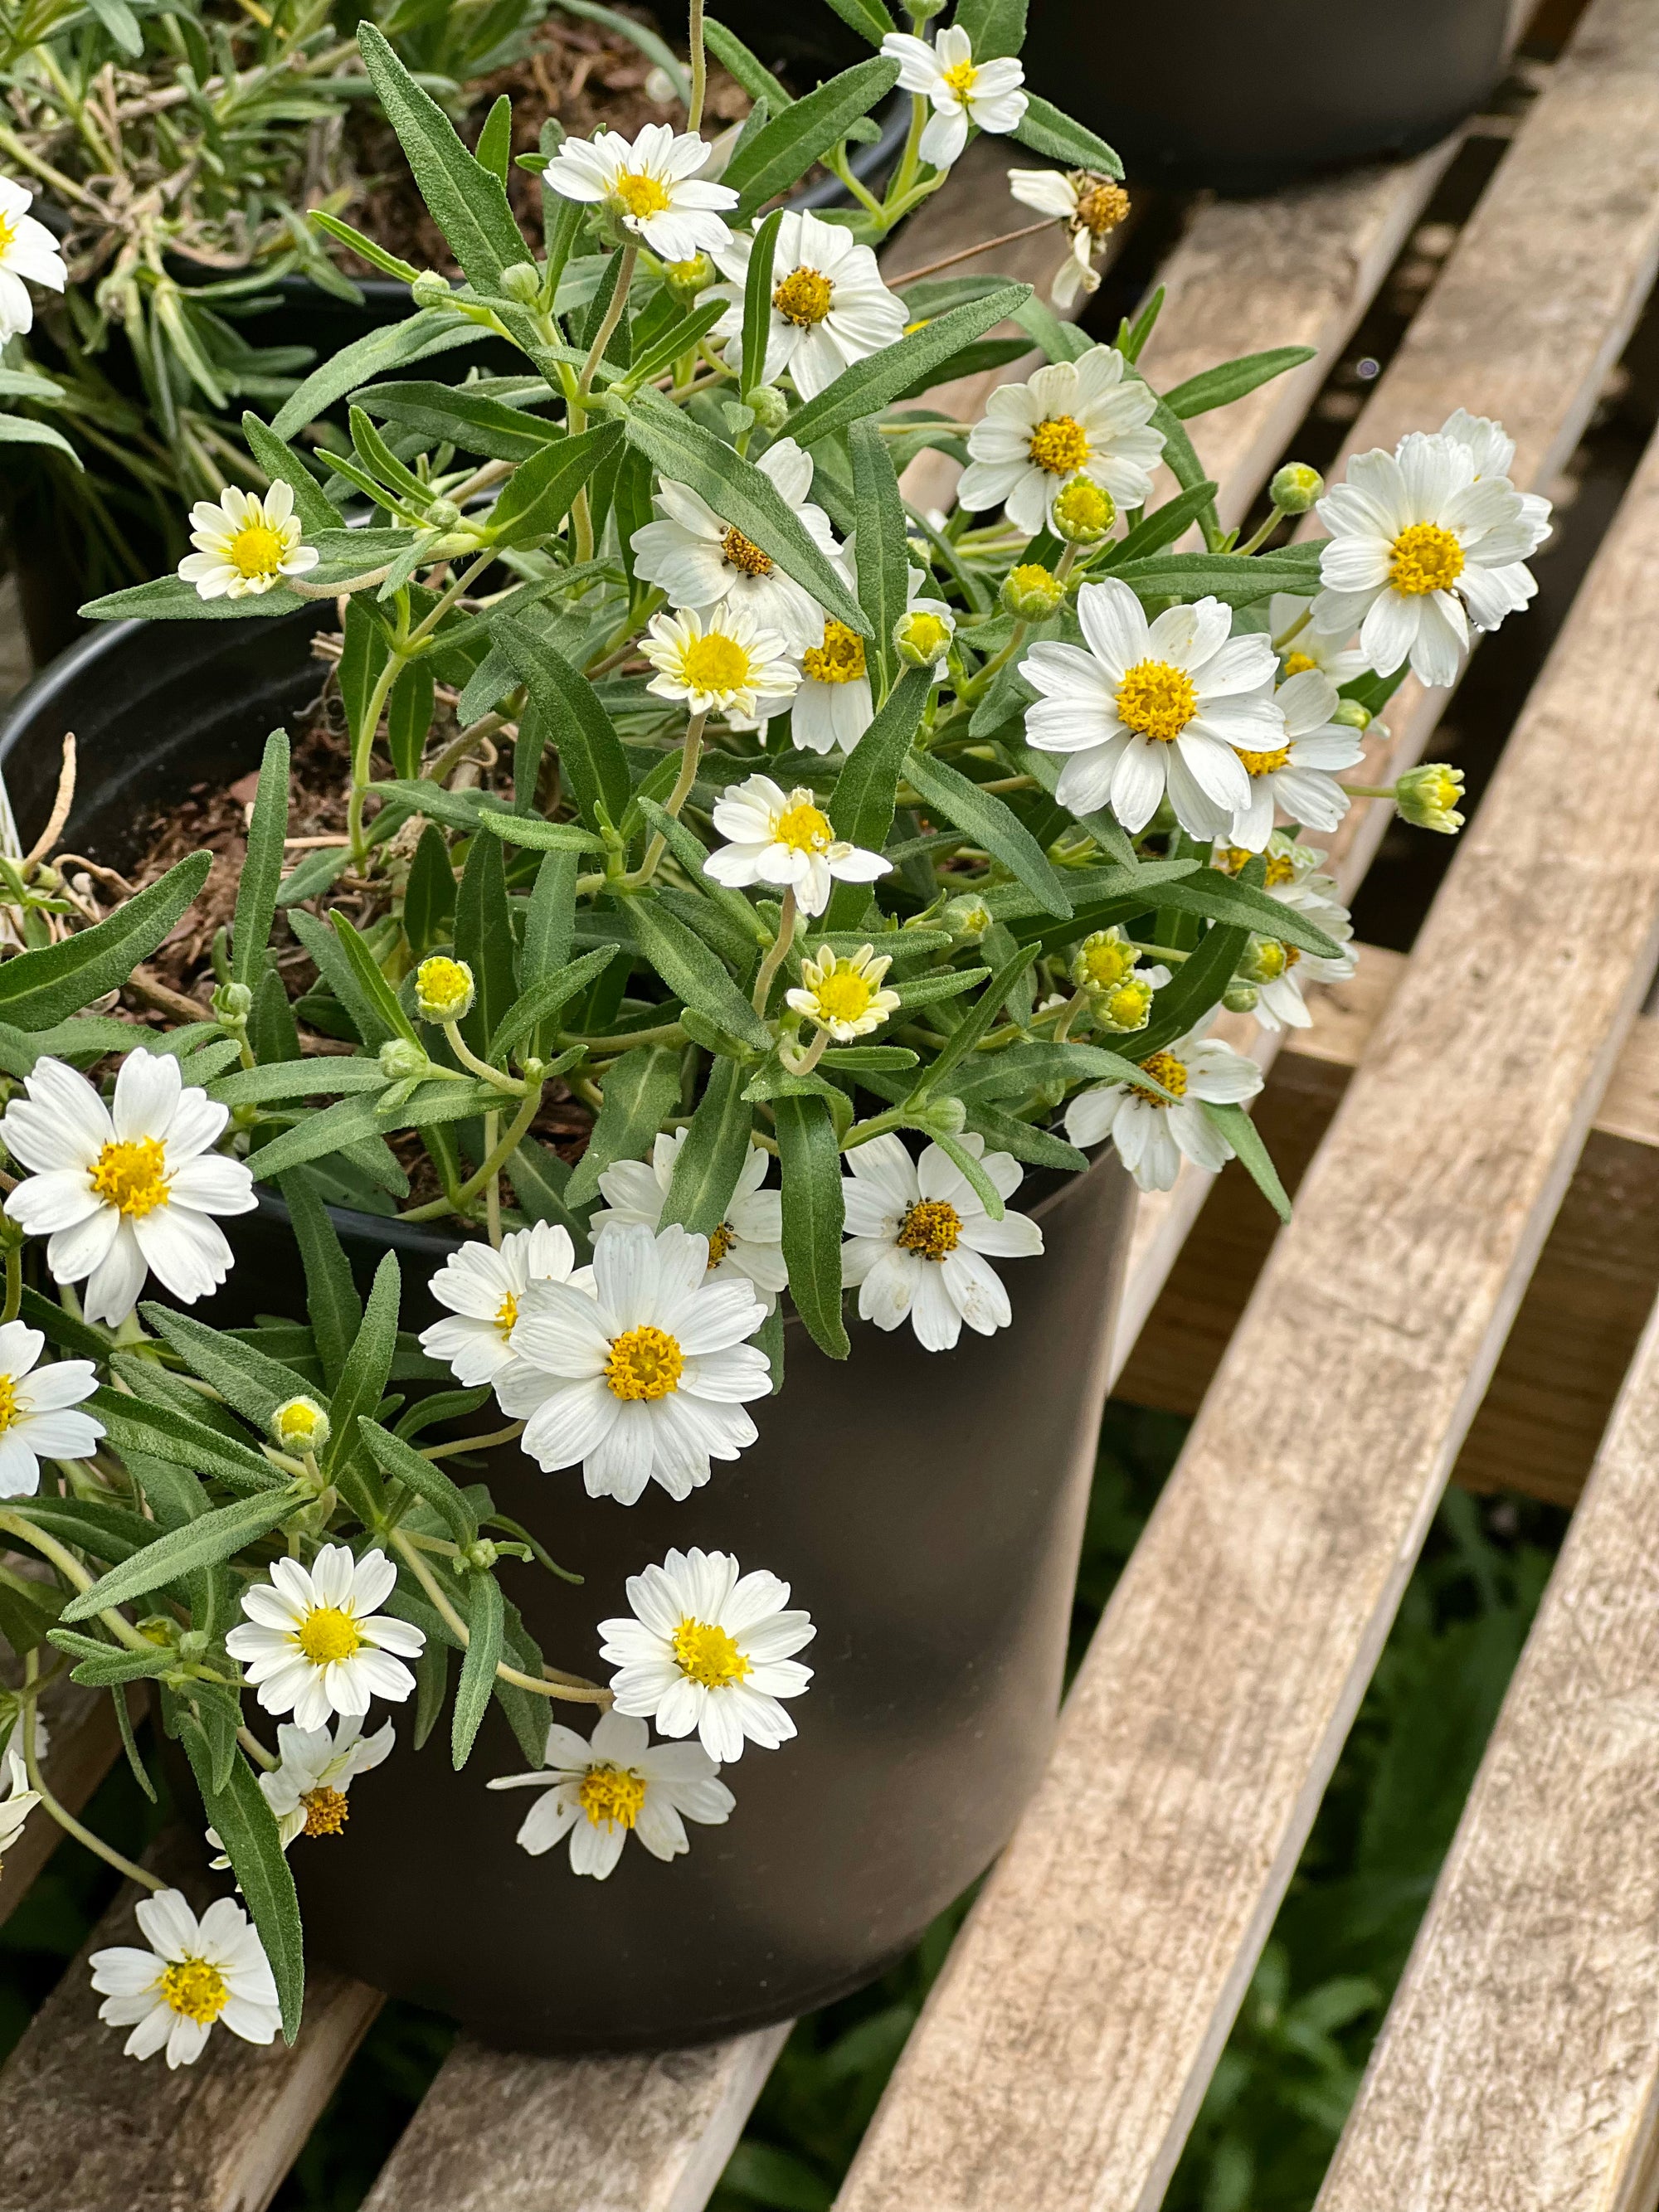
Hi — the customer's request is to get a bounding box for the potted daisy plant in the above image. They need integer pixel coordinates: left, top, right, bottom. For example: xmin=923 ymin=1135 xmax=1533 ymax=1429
xmin=0 ymin=0 xmax=1543 ymax=2059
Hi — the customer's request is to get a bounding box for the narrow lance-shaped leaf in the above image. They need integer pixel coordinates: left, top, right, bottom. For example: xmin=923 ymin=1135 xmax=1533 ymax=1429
xmin=567 ymin=1044 xmax=683 ymax=1208
xmin=241 ymin=413 xmax=343 ymax=535
xmin=1161 ymin=346 xmax=1318 ymax=421
xmin=60 ymin=1489 xmax=303 ymax=1621
xmin=625 ymin=897 xmax=771 ymax=1051
xmin=497 ymin=619 xmax=632 ymax=831
xmin=1202 ymin=1100 xmax=1291 ymax=1223
xmin=1010 ymin=95 xmax=1122 ymax=178
xmin=784 ymin=285 xmax=1033 ymax=450
xmin=849 ymin=418 xmax=907 ymax=700
xmin=489 ymin=945 xmax=618 ymax=1064
xmin=485 ymin=421 xmax=624 ymax=549
xmin=453 ymin=1570 xmax=505 ymax=1767
xmin=358 ymin=1419 xmax=478 ymax=1546
xmin=742 ymin=207 xmax=785 ymax=399
xmin=0 ymin=851 xmax=210 ymax=1029
xmin=775 ymin=1093 xmax=847 ymax=1359
xmin=179 ymin=1722 xmax=305 ymax=2043
xmin=659 ymin=1055 xmax=754 ymax=1240
xmin=823 ymin=665 xmax=932 ymax=930
xmin=724 ymin=57 xmax=901 ymax=219
xmin=902 ymin=750 xmax=1073 ymax=921
xmin=231 ymin=730 xmax=289 ymax=989
xmin=280 ymin=1173 xmax=363 ymax=1393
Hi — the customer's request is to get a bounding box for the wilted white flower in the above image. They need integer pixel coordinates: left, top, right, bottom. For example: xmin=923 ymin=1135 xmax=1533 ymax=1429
xmin=259 ymin=1715 xmax=395 ymax=1846
xmin=881 ymin=26 xmax=1028 ymax=169
xmin=839 ymin=1133 xmax=1043 ymax=1351
xmin=488 ymin=1708 xmax=733 ymax=1878
xmin=90 ymin=1889 xmax=280 ymax=2068
xmin=1237 ymin=933 xmax=1359 ymax=1034
xmin=600 ymin=1546 xmax=814 ymax=1762
xmin=177 ymin=481 xmax=319 ymax=601
xmin=2 ymin=1052 xmax=255 ymax=1327
xmin=591 ymin=1131 xmax=786 ymax=1310
xmin=542 ymin=123 xmax=737 ymax=260
xmin=1007 ymin=166 xmax=1130 ymax=308
xmin=225 ymin=1544 xmax=424 ymax=1732
xmin=420 ymin=1222 xmax=580 ymax=1386
xmin=1064 ymin=1024 xmax=1263 ymax=1192
xmin=959 ymin=346 xmax=1163 ymax=535
xmin=1022 ymin=578 xmax=1280 ymax=834
xmin=0 ymin=174 xmax=66 ymax=341
xmin=640 ymin=605 xmax=799 ymax=721
xmin=710 ymin=208 xmax=907 ymax=401
xmin=496 ymin=1223 xmax=771 ymax=1505
xmin=0 ymin=1320 xmax=101 ymax=1499
xmin=0 ymin=1743 xmax=40 ymax=1863
xmin=704 ymin=772 xmax=890 ymax=918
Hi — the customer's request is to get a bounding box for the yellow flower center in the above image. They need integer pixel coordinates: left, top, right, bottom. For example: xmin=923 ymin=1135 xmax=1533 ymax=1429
xmin=1102 ymin=980 xmax=1152 ymax=1028
xmin=1131 ymin=1049 xmax=1189 ymax=1106
xmin=897 ymin=1198 xmax=961 ymax=1261
xmin=1074 ymin=178 xmax=1131 ymax=236
xmin=707 ymin=1223 xmax=736 ymax=1268
xmin=301 ymin=1785 xmax=350 ymax=1838
xmin=1281 ymin=651 xmax=1317 ymax=677
xmin=295 ymin=1607 xmax=362 ymax=1666
xmin=416 ymin=955 xmax=474 ymax=1021
xmin=494 ymin=1291 xmax=519 ymax=1338
xmin=1080 ymin=938 xmax=1136 ymax=988
xmin=672 ymin=1616 xmax=751 ymax=1688
xmin=1389 ymin=521 xmax=1464 ymax=596
xmin=1253 ymin=941 xmax=1289 ymax=982
xmin=814 ymin=969 xmax=877 ymax=1023
xmin=772 ymin=799 xmax=834 ymax=853
xmin=1263 ymin=850 xmax=1298 ymax=887
xmin=604 ymin=1324 xmax=684 ymax=1401
xmin=940 ymin=57 xmax=979 ymax=98
xmin=680 ymin=632 xmax=752 ymax=695
xmin=274 ymin=1397 xmax=324 ymax=1449
xmin=898 ymin=610 xmax=951 ymax=660
xmin=226 ymin=523 xmax=285 ymax=581
xmin=1238 ymin=744 xmax=1292 ymax=777
xmin=578 ymin=1763 xmax=648 ymax=1829
xmin=801 ymin=620 xmax=867 ymax=686
xmin=0 ymin=1375 xmax=17 ymax=1437
xmin=720 ymin=525 xmax=773 ymax=577
xmin=613 ymin=170 xmax=671 ymax=219
xmin=1115 ymin=659 xmax=1199 ymax=743
xmin=772 ymin=265 xmax=834 ymax=327
xmin=1028 ymin=414 xmax=1091 ymax=475
xmin=90 ymin=1136 xmax=170 ymax=1219
xmin=160 ymin=1957 xmax=229 ymax=2025
xmin=1053 ymin=478 xmax=1112 ymax=535
xmin=0 ymin=212 xmax=15 ymax=257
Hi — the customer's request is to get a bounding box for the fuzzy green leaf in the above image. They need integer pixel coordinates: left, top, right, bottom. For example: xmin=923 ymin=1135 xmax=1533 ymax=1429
xmin=496 ymin=619 xmax=632 ymax=831
xmin=659 ymin=1055 xmax=754 ymax=1239
xmin=1162 ymin=346 xmax=1318 ymax=421
xmin=902 ymin=751 xmax=1072 ymax=919
xmin=566 ymin=1044 xmax=683 ymax=1208
xmin=724 ymin=57 xmax=900 ymax=218
xmin=1010 ymin=94 xmax=1122 ymax=177
xmin=785 ymin=285 xmax=1032 ymax=450
xmin=61 ymin=1489 xmax=301 ymax=1622
xmin=625 ymin=897 xmax=771 ymax=1050
xmin=452 ymin=1569 xmax=504 ymax=1767
xmin=231 ymin=732 xmax=289 ymax=989
xmin=0 ymin=852 xmax=210 ymax=1029
xmin=775 ymin=1093 xmax=846 ymax=1359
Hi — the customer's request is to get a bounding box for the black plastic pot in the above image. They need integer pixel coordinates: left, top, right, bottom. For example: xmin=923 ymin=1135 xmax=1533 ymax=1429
xmin=0 ymin=612 xmax=1136 ymax=2051
xmin=709 ymin=0 xmax=1513 ymax=191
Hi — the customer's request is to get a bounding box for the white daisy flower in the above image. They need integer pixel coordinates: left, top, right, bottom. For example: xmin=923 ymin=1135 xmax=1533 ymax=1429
xmin=703 ymin=772 xmax=891 ymax=918
xmin=89 ymin=1889 xmax=280 ymax=2069
xmin=0 ymin=1743 xmax=40 ymax=1860
xmin=791 ymin=562 xmax=950 ymax=756
xmin=1021 ymin=578 xmax=1281 ymax=835
xmin=591 ymin=1131 xmax=786 ymax=1311
xmin=542 ymin=122 xmax=738 ymax=260
xmin=1311 ymin=429 xmax=1551 ymax=688
xmin=0 ymin=175 xmax=66 ymax=342
xmin=1238 ymin=932 xmax=1359 ymax=1034
xmin=599 ymin=1545 xmax=815 ymax=1762
xmin=225 ymin=1544 xmax=425 ymax=1733
xmin=1063 ymin=1023 xmax=1263 ymax=1193
xmin=630 ymin=436 xmax=846 ymax=654
xmin=1213 ymin=832 xmax=1355 ymax=944
xmin=1438 ymin=406 xmax=1554 ymax=550
xmin=419 ymin=1222 xmax=580 ymax=1387
xmin=0 ymin=1320 xmax=102 ymax=1500
xmin=1007 ymin=166 xmax=1131 ymax=309
xmin=259 ymin=1714 xmax=395 ymax=1846
xmin=176 ymin=481 xmax=319 ymax=601
xmin=1267 ymin=594 xmax=1371 ymax=687
xmin=786 ymin=942 xmax=902 ymax=1042
xmin=1221 ymin=666 xmax=1366 ymax=852
xmin=494 ymin=1223 xmax=771 ymax=1505
xmin=709 ymin=207 xmax=908 ymax=401
xmin=881 ymin=26 xmax=1029 ymax=170
xmin=487 ymin=1708 xmax=733 ymax=1878
xmin=958 ymin=345 xmax=1164 ymax=535
xmin=839 ymin=1132 xmax=1043 ymax=1352
xmin=2 ymin=1052 xmax=257 ymax=1328
xmin=640 ymin=604 xmax=799 ymax=722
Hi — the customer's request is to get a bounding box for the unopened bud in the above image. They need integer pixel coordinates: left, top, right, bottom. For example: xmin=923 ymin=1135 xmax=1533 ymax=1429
xmin=1331 ymin=698 xmax=1371 ymax=731
xmin=415 ymin=955 xmax=476 ymax=1023
xmin=894 ymin=607 xmax=955 ymax=668
xmin=1395 ymin=762 xmax=1465 ymax=834
xmin=1051 ymin=476 xmax=1114 ymax=543
xmin=1069 ymin=926 xmax=1137 ymax=994
xmin=1237 ymin=936 xmax=1290 ymax=987
xmin=272 ymin=1395 xmax=331 ymax=1454
xmin=410 ymin=270 xmax=453 ymax=309
xmin=664 ymin=253 xmax=714 ymax=304
xmin=379 ymin=1036 xmax=430 ymax=1082
xmin=1270 ymin=463 xmax=1324 ymax=514
xmin=212 ymin=980 xmax=253 ymax=1024
xmin=499 ymin=260 xmax=543 ymax=304
xmin=1222 ymin=982 xmax=1259 ymax=1014
xmin=459 ymin=1539 xmax=500 ymax=1573
xmin=909 ymin=0 xmax=946 ymax=17
xmin=941 ymin=893 xmax=992 ymax=943
xmin=744 ymin=383 xmax=789 ymax=431
xmin=914 ymin=1094 xmax=967 ymax=1136
xmin=425 ymin=498 xmax=463 ymax=532
xmin=1091 ymin=975 xmax=1155 ymax=1033
xmin=1000 ymin=562 xmax=1065 ymax=620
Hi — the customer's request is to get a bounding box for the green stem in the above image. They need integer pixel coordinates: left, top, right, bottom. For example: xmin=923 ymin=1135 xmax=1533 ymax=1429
xmin=440 ymin=1021 xmax=524 ymax=1096
xmin=484 ymin=1110 xmax=503 ymax=1247
xmin=687 ymin=0 xmax=708 ymax=131
xmin=1234 ymin=504 xmax=1288 ymax=558
xmin=1 ymin=1242 xmax=21 ymax=1327
xmin=346 ymin=642 xmax=408 ymax=870
xmin=1272 ymin=605 xmax=1313 ymax=653
xmin=625 ymin=710 xmax=705 ymax=887
xmin=752 ymin=886 xmax=798 ymax=1014
xmin=578 ymin=242 xmax=637 ymax=402
xmin=399 ymin=1084 xmax=544 ymax=1222
xmin=419 ymin=1422 xmax=528 ymax=1461
xmin=0 ymin=1511 xmax=153 ymax=1651
xmin=389 ymin=1531 xmax=608 ymax=1703
xmin=20 ymin=1653 xmax=163 ymax=1894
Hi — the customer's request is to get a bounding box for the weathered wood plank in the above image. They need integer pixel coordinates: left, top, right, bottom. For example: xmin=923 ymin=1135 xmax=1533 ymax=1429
xmin=361 ymin=2027 xmax=791 ymax=2212
xmin=833 ymin=271 xmax=1659 ymax=2212
xmin=1316 ymin=1281 xmax=1659 ymax=2212
xmin=0 ymin=1832 xmax=382 ymax=2212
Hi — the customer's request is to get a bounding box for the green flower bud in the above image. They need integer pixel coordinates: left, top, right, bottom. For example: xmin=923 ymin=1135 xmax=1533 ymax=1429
xmin=415 ymin=955 xmax=476 ymax=1024
xmin=410 ymin=270 xmax=454 ymax=309
xmin=1091 ymin=975 xmax=1155 ymax=1034
xmin=1222 ymin=982 xmax=1259 ymax=1014
xmin=1331 ymin=698 xmax=1371 ymax=731
xmin=272 ymin=1395 xmax=331 ymax=1454
xmin=914 ymin=1095 xmax=968 ymax=1137
xmin=499 ymin=260 xmax=543 ymax=304
xmin=999 ymin=562 xmax=1066 ymax=620
xmin=909 ymin=0 xmax=946 ymax=17
xmin=664 ymin=253 xmax=714 ymax=304
xmin=212 ymin=980 xmax=253 ymax=1024
xmin=1270 ymin=463 xmax=1324 ymax=514
xmin=1237 ymin=936 xmax=1290 ymax=986
xmin=1051 ymin=477 xmax=1114 ymax=544
xmin=379 ymin=1036 xmax=431 ymax=1082
xmin=941 ymin=893 xmax=993 ymax=943
xmin=1395 ymin=762 xmax=1466 ymax=834
xmin=176 ymin=1629 xmax=210 ymax=1662
xmin=894 ymin=607 xmax=955 ymax=668
xmin=425 ymin=498 xmax=463 ymax=532
xmin=744 ymin=384 xmax=790 ymax=431
xmin=459 ymin=1539 xmax=500 ymax=1573
xmin=1069 ymin=926 xmax=1137 ymax=994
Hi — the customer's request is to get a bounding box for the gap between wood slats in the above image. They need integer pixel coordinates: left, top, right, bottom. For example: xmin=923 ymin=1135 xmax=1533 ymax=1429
xmin=1313 ymin=1279 xmax=1659 ymax=2212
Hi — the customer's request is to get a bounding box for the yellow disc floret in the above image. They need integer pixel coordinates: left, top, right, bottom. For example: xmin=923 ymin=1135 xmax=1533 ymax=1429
xmin=940 ymin=57 xmax=980 ymax=98
xmin=1282 ymin=651 xmax=1318 ymax=677
xmin=1052 ymin=477 xmax=1114 ymax=542
xmin=295 ymin=1607 xmax=363 ymax=1666
xmin=1131 ymin=1049 xmax=1189 ymax=1106
xmin=801 ymin=620 xmax=867 ymax=685
xmin=772 ymin=266 xmax=834 ymax=327
xmin=494 ymin=1292 xmax=519 ymax=1339
xmin=1237 ymin=744 xmax=1292 ymax=777
xmin=90 ymin=1136 xmax=170 ymax=1219
xmin=1027 ymin=414 xmax=1091 ymax=475
xmin=160 ymin=1957 xmax=230 ymax=2025
xmin=613 ymin=171 xmax=672 ymax=220
xmin=1073 ymin=929 xmax=1137 ymax=991
xmin=1073 ymin=176 xmax=1131 ymax=236
xmin=227 ymin=525 xmax=285 ymax=582
xmin=720 ymin=525 xmax=773 ymax=577
xmin=301 ymin=1785 xmax=350 ymax=1838
xmin=0 ymin=1374 xmax=18 ymax=1437
xmin=605 ymin=1324 xmax=684 ymax=1402
xmin=272 ymin=1396 xmax=329 ymax=1452
xmin=897 ymin=1198 xmax=961 ymax=1261
xmin=1115 ymin=659 xmax=1199 ymax=744
xmin=673 ymin=1616 xmax=751 ymax=1688
xmin=772 ymin=797 xmax=834 ymax=853
xmin=415 ymin=955 xmax=475 ymax=1024
xmin=578 ymin=1763 xmax=648 ymax=1829
xmin=1389 ymin=521 xmax=1465 ymax=596
xmin=680 ymin=632 xmax=752 ymax=696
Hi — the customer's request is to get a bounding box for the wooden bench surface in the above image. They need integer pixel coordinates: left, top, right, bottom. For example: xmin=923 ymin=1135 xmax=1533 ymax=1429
xmin=8 ymin=0 xmax=1659 ymax=2204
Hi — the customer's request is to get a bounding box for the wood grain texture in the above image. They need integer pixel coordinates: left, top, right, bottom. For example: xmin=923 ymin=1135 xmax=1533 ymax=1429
xmin=0 ymin=1832 xmax=382 ymax=2212
xmin=834 ymin=311 xmax=1659 ymax=2212
xmin=1316 ymin=1281 xmax=1659 ymax=2211
xmin=361 ymin=2026 xmax=791 ymax=2212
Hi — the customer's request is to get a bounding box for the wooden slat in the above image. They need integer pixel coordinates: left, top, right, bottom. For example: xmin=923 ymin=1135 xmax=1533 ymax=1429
xmin=361 ymin=2028 xmax=790 ymax=2212
xmin=0 ymin=1833 xmax=382 ymax=2212
xmin=834 ymin=223 xmax=1659 ymax=2212
xmin=1316 ymin=1281 xmax=1659 ymax=2211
